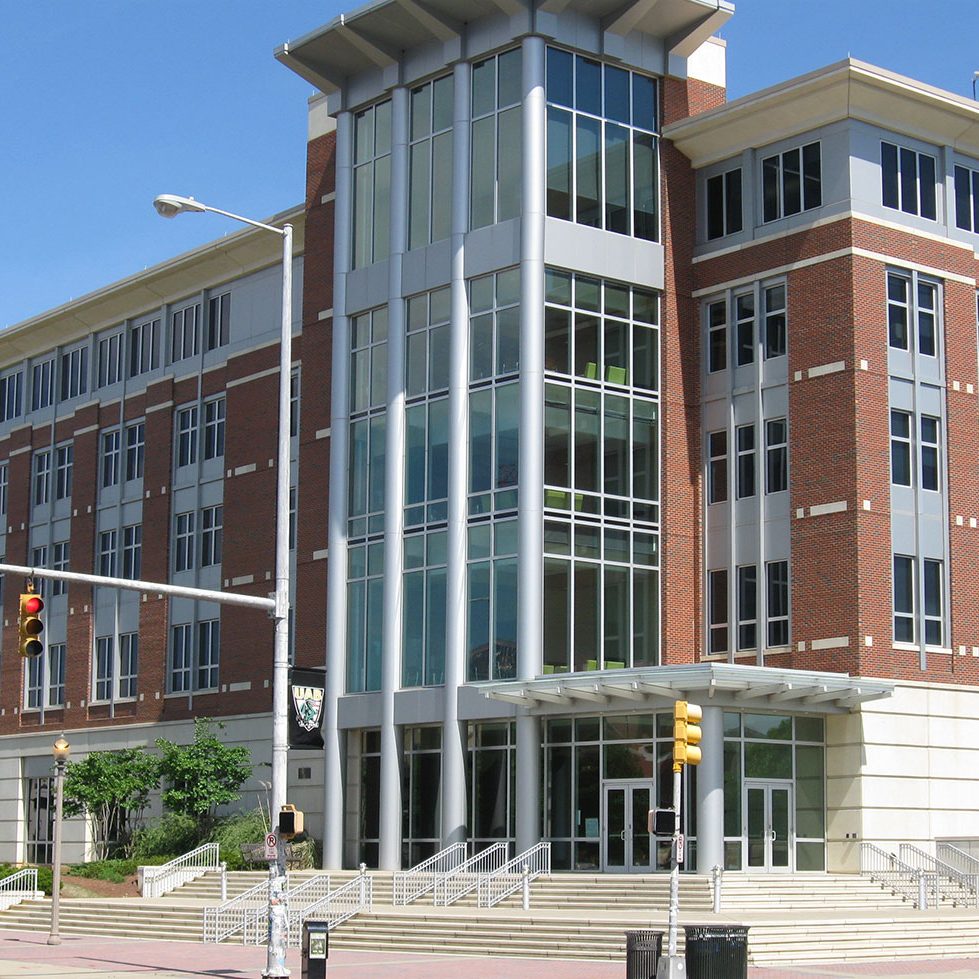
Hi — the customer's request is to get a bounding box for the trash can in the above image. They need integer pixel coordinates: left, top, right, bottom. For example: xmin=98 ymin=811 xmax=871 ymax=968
xmin=683 ymin=924 xmax=749 ymax=979
xmin=301 ymin=919 xmax=329 ymax=979
xmin=625 ymin=929 xmax=663 ymax=979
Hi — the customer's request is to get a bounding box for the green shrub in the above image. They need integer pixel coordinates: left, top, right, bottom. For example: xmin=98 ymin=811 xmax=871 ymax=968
xmin=66 ymin=858 xmax=139 ymax=883
xmin=0 ymin=863 xmax=54 ymax=895
xmin=131 ymin=812 xmax=200 ymax=860
xmin=207 ymin=808 xmax=268 ymax=870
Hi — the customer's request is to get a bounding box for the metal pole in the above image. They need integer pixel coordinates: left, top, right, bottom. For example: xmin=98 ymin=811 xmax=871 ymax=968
xmin=657 ymin=768 xmax=684 ymax=979
xmin=47 ymin=756 xmax=65 ymax=946
xmin=264 ymin=222 xmax=293 ymax=979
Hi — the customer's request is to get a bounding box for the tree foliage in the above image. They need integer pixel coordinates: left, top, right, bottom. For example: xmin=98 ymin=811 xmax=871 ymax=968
xmin=63 ymin=748 xmax=160 ymax=859
xmin=156 ymin=718 xmax=252 ymax=833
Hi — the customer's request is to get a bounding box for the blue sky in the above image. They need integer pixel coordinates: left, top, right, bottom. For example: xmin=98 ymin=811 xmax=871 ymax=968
xmin=2 ymin=0 xmax=977 ymax=328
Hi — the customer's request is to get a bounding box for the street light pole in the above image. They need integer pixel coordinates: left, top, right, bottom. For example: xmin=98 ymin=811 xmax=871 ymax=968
xmin=154 ymin=194 xmax=293 ymax=978
xmin=48 ymin=736 xmax=70 ymax=946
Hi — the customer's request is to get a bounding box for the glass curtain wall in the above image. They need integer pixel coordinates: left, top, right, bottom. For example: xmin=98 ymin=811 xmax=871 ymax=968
xmin=353 ymin=100 xmax=392 ymax=268
xmin=347 ymin=306 xmax=388 ymax=693
xmin=402 ymin=726 xmax=442 ymax=866
xmin=545 ymin=47 xmax=659 ymax=239
xmin=467 ymin=722 xmax=516 ymax=853
xmin=409 ymin=75 xmax=454 ymax=250
xmin=542 ymin=271 xmax=661 ymax=672
xmin=722 ymin=712 xmax=825 ymax=871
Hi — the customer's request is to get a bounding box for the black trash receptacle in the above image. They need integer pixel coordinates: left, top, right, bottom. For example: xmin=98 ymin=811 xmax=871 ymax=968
xmin=625 ymin=929 xmax=663 ymax=979
xmin=684 ymin=924 xmax=749 ymax=979
xmin=301 ymin=919 xmax=329 ymax=979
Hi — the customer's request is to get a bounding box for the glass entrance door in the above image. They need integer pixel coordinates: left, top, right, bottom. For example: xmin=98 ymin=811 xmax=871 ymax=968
xmin=603 ymin=782 xmax=653 ymax=872
xmin=745 ymin=781 xmax=792 ymax=872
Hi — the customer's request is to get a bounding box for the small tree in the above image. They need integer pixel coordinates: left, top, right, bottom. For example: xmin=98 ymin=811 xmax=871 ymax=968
xmin=63 ymin=748 xmax=160 ymax=860
xmin=156 ymin=718 xmax=252 ymax=835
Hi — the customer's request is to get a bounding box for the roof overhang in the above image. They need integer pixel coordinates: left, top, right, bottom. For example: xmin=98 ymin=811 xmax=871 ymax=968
xmin=276 ymin=0 xmax=733 ymax=97
xmin=664 ymin=58 xmax=979 ymax=168
xmin=0 ymin=206 xmax=304 ymax=364
xmin=477 ymin=662 xmax=894 ymax=714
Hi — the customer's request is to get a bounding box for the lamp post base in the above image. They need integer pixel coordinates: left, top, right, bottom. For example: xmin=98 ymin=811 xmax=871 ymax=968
xmin=656 ymin=954 xmax=685 ymax=978
xmin=46 ymin=935 xmax=61 ymax=946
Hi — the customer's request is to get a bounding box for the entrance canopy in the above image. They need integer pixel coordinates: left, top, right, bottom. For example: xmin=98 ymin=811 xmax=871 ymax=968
xmin=477 ymin=663 xmax=894 ymax=714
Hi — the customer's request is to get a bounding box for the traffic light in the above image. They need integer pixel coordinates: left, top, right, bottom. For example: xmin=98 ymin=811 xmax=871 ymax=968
xmin=673 ymin=700 xmax=702 ymax=771
xmin=278 ymin=804 xmax=304 ymax=840
xmin=18 ymin=591 xmax=44 ymax=658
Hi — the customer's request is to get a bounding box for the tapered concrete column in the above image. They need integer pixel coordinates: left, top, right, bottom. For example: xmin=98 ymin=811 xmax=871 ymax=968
xmin=379 ymin=85 xmax=410 ymax=871
xmin=515 ymin=35 xmax=546 ymax=855
xmin=323 ymin=109 xmax=353 ymax=870
xmin=696 ymin=705 xmax=725 ymax=874
xmin=442 ymin=60 xmax=473 ymax=849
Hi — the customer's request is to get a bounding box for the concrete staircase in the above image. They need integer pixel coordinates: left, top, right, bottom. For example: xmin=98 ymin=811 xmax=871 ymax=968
xmin=4 ymin=870 xmax=979 ymax=965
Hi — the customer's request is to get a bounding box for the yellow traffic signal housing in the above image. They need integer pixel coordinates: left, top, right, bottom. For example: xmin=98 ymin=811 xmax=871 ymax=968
xmin=278 ymin=804 xmax=304 ymax=840
xmin=673 ymin=700 xmax=703 ymax=771
xmin=18 ymin=591 xmax=44 ymax=658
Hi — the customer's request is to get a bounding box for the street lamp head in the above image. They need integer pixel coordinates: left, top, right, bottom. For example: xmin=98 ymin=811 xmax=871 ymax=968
xmin=52 ymin=736 xmax=70 ymax=763
xmin=153 ymin=194 xmax=206 ymax=219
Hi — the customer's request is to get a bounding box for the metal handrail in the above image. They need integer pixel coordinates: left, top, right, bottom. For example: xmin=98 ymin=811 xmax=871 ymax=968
xmin=142 ymin=842 xmax=222 ymax=899
xmin=393 ymin=843 xmax=468 ymax=905
xmin=900 ymin=843 xmax=978 ymax=907
xmin=204 ymin=876 xmax=279 ymax=943
xmin=860 ymin=842 xmax=933 ymax=909
xmin=477 ymin=842 xmax=551 ymax=908
xmin=284 ymin=868 xmax=372 ymax=946
xmin=937 ymin=842 xmax=979 ymax=877
xmin=0 ymin=868 xmax=40 ymax=911
xmin=433 ymin=842 xmax=508 ymax=906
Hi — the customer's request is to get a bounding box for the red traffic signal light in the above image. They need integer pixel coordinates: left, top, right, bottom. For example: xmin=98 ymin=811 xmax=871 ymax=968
xmin=19 ymin=592 xmax=44 ymax=658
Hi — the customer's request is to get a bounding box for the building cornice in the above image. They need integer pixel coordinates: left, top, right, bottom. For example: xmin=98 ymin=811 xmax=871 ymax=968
xmin=664 ymin=58 xmax=979 ymax=167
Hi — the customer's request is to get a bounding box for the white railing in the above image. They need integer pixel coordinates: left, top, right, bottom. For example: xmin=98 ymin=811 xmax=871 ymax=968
xmin=142 ymin=842 xmax=223 ymax=899
xmin=0 ymin=868 xmax=41 ymax=911
xmin=433 ymin=842 xmax=508 ymax=906
xmin=477 ymin=842 xmax=551 ymax=909
xmin=286 ymin=869 xmax=372 ymax=945
xmin=204 ymin=876 xmax=277 ymax=943
xmin=937 ymin=842 xmax=979 ymax=878
xmin=393 ymin=843 xmax=468 ymax=905
xmin=860 ymin=843 xmax=936 ymax=909
xmin=900 ymin=844 xmax=979 ymax=907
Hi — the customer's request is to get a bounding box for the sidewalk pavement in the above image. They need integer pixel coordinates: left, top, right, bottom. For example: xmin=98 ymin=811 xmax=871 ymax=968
xmin=3 ymin=930 xmax=979 ymax=978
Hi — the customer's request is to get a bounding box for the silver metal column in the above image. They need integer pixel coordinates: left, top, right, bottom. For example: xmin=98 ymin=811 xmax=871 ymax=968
xmin=323 ymin=109 xmax=353 ymax=870
xmin=379 ymin=84 xmax=409 ymax=871
xmin=442 ymin=60 xmax=473 ymax=849
xmin=515 ymin=35 xmax=546 ymax=854
xmin=695 ymin=705 xmax=725 ymax=874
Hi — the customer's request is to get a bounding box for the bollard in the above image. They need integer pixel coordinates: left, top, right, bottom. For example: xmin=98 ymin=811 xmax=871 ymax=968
xmin=711 ymin=865 xmax=722 ymax=914
xmin=522 ymin=863 xmax=529 ymax=910
xmin=220 ymin=861 xmax=227 ymax=902
xmin=359 ymin=862 xmax=367 ymax=907
xmin=917 ymin=870 xmax=927 ymax=910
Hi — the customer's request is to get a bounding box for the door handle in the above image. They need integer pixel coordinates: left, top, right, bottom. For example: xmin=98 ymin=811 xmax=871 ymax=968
xmin=620 ymin=830 xmax=627 ymax=841
xmin=770 ymin=829 xmax=776 ymax=841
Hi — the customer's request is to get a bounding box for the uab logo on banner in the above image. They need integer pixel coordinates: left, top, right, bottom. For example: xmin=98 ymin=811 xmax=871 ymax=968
xmin=288 ymin=667 xmax=326 ymax=749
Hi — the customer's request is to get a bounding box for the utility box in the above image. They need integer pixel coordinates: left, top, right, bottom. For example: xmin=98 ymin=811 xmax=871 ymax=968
xmin=301 ymin=919 xmax=329 ymax=979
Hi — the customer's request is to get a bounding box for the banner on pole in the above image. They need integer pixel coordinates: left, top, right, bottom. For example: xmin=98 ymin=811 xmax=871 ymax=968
xmin=288 ymin=667 xmax=326 ymax=749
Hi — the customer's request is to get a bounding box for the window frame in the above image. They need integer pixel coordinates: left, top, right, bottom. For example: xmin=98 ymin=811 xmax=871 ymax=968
xmin=706 ymin=167 xmax=743 ymax=240
xmin=881 ymin=140 xmax=937 ymax=220
xmin=761 ymin=141 xmax=821 ymax=223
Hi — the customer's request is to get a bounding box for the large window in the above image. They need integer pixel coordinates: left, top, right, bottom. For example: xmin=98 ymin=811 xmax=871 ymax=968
xmin=765 ymin=419 xmax=788 ymax=494
xmin=881 ymin=141 xmax=937 ymax=220
xmin=706 ymin=168 xmax=743 ymax=240
xmin=735 ymin=424 xmax=755 ymax=499
xmin=174 ymin=511 xmax=196 ymax=574
xmin=405 ymin=287 xmax=451 ymax=528
xmin=353 ymin=100 xmax=392 ymax=268
xmin=467 ymin=519 xmax=518 ymax=681
xmin=0 ymin=370 xmax=23 ymax=422
xmin=170 ymin=623 xmax=192 ymax=693
xmin=60 ymin=345 xmax=88 ymax=400
xmin=175 ymin=405 xmax=199 ymax=469
xmin=402 ymin=727 xmax=442 ymax=866
xmin=762 ymin=142 xmax=821 ymax=222
xmin=408 ymin=75 xmax=453 ymax=249
xmin=203 ymin=397 xmax=225 ymax=460
xmin=708 ymin=569 xmax=728 ymax=654
xmin=197 ymin=620 xmax=220 ymax=690
xmin=402 ymin=530 xmax=447 ymax=687
xmin=125 ymin=422 xmax=145 ymax=481
xmin=201 ymin=505 xmax=223 ymax=567
xmin=707 ymin=431 xmax=727 ymax=505
xmin=349 ymin=306 xmax=388 ymax=541
xmin=122 ymin=524 xmax=142 ymax=580
xmin=171 ymin=303 xmax=201 ymax=362
xmin=31 ymin=358 xmax=54 ymax=410
xmin=954 ymin=163 xmax=979 ymax=232
xmin=55 ymin=443 xmax=72 ymax=501
xmin=129 ymin=318 xmax=161 ymax=377
xmin=546 ymin=47 xmax=657 ymax=240
xmin=347 ymin=540 xmax=384 ymax=693
xmin=52 ymin=541 xmax=69 ymax=597
xmin=894 ymin=555 xmax=945 ymax=646
xmin=98 ymin=529 xmax=117 ymax=578
xmin=471 ymin=48 xmax=522 ymax=230
xmin=101 ymin=429 xmax=121 ymax=489
xmin=97 ymin=333 xmax=124 ymax=387
xmin=26 ymin=642 xmax=66 ymax=710
xmin=767 ymin=561 xmax=790 ymax=647
xmin=33 ymin=450 xmax=51 ymax=507
xmin=887 ymin=271 xmax=938 ymax=357
xmin=206 ymin=293 xmax=231 ymax=351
